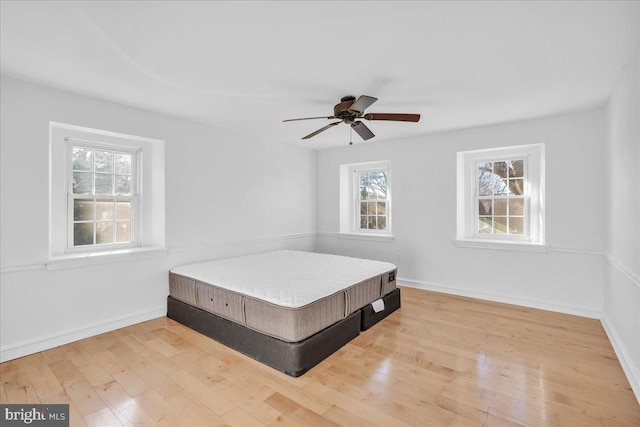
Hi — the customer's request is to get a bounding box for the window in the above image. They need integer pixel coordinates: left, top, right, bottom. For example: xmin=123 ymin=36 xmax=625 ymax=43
xmin=339 ymin=161 xmax=392 ymax=238
xmin=477 ymin=159 xmax=525 ymax=236
xmin=457 ymin=144 xmax=544 ymax=246
xmin=70 ymin=145 xmax=137 ymax=249
xmin=50 ymin=122 xmax=166 ymax=261
xmin=357 ymin=169 xmax=389 ymax=232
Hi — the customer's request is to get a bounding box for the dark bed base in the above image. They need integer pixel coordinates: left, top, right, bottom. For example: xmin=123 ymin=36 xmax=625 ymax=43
xmin=167 ymin=288 xmax=401 ymax=377
xmin=361 ymin=288 xmax=401 ymax=330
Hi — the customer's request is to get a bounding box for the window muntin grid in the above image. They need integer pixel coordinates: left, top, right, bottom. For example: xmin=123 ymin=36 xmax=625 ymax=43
xmin=357 ymin=169 xmax=388 ymax=231
xmin=476 ymin=159 xmax=526 ymax=235
xmin=69 ymin=145 xmax=136 ymax=248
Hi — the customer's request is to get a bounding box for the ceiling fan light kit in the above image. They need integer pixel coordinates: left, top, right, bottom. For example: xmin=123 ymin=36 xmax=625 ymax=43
xmin=283 ymin=95 xmax=420 ymax=144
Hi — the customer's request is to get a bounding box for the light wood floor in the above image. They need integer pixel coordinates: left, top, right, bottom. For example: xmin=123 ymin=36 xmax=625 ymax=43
xmin=1 ymin=286 xmax=639 ymax=426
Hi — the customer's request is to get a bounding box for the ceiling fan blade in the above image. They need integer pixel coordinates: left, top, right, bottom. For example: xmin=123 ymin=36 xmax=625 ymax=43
xmin=348 ymin=95 xmax=378 ymax=113
xmin=283 ymin=116 xmax=336 ymax=122
xmin=351 ymin=121 xmax=375 ymax=140
xmin=364 ymin=113 xmax=421 ymax=122
xmin=302 ymin=121 xmax=342 ymax=139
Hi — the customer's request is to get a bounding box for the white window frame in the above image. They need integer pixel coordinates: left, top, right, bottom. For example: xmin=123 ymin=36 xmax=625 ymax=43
xmin=354 ymin=167 xmax=391 ymax=234
xmin=339 ymin=160 xmax=393 ymax=240
xmin=65 ymin=141 xmax=140 ymax=253
xmin=50 ymin=122 xmax=166 ymax=265
xmin=456 ymin=144 xmax=545 ymax=249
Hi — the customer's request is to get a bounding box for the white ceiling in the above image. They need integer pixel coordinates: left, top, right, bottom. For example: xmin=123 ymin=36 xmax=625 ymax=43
xmin=1 ymin=1 xmax=639 ymax=149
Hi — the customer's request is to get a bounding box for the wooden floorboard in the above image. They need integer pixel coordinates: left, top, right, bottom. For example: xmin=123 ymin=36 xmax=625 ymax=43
xmin=1 ymin=286 xmax=639 ymax=426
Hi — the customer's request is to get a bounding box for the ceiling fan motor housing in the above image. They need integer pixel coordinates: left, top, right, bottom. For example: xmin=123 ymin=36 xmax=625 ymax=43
xmin=334 ymin=95 xmax=358 ymax=118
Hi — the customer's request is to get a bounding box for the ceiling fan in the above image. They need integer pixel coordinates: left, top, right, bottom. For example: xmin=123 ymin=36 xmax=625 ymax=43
xmin=283 ymin=95 xmax=420 ymax=142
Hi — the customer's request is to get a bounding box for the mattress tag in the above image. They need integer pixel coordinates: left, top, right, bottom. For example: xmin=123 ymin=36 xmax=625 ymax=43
xmin=372 ymin=298 xmax=385 ymax=313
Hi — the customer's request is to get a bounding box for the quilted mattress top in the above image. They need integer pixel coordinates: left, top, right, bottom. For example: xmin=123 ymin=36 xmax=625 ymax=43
xmin=170 ymin=250 xmax=396 ymax=308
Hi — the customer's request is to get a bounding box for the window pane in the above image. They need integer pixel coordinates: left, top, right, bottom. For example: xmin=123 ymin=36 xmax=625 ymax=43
xmin=95 ymin=174 xmax=113 ymax=195
xmin=509 ymin=179 xmax=524 ymax=195
xmin=478 ymin=200 xmax=492 ymax=215
xmin=116 ymin=202 xmax=131 ymax=220
xmin=74 ymin=223 xmax=94 ymax=246
xmin=479 ymin=167 xmax=509 ymax=196
xmin=367 ymin=216 xmax=376 ymax=229
xmin=509 ymin=160 xmax=523 ymax=177
xmin=359 ymin=170 xmax=387 ymax=200
xmin=74 ymin=199 xmax=94 ymax=221
xmin=494 ymin=217 xmax=508 ymax=234
xmin=94 ymin=151 xmax=113 ymax=173
xmin=478 ymin=217 xmax=492 ymax=233
xmin=509 ymin=218 xmax=524 ymax=234
xmin=72 ymin=147 xmax=93 ymax=171
xmin=116 ymin=221 xmax=131 ymax=243
xmin=374 ymin=171 xmax=387 ymax=198
xmin=114 ymin=153 xmax=132 ymax=175
xmin=510 ymin=217 xmax=524 ymax=234
xmin=368 ymin=202 xmax=377 ymax=215
xmin=115 ymin=175 xmax=132 ymax=195
xmin=360 ymin=216 xmax=367 ymax=228
xmin=376 ymin=201 xmax=386 ymax=216
xmin=478 ymin=163 xmax=493 ymax=196
xmin=494 ymin=199 xmax=507 ymax=215
xmin=96 ymin=200 xmax=114 ymax=221
xmin=96 ymin=222 xmax=114 ymax=244
xmin=378 ymin=216 xmax=386 ymax=230
xmin=73 ymin=172 xmax=92 ymax=194
xmin=360 ymin=202 xmax=367 ymax=215
xmin=509 ymin=199 xmax=524 ymax=215
xmin=494 ymin=161 xmax=508 ymax=178
xmin=359 ymin=173 xmax=368 ymax=200
xmin=494 ymin=179 xmax=509 ymax=195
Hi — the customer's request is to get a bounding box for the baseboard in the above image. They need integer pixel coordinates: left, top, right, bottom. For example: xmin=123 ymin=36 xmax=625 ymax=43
xmin=398 ymin=277 xmax=601 ymax=319
xmin=601 ymin=315 xmax=640 ymax=405
xmin=0 ymin=306 xmax=166 ymax=363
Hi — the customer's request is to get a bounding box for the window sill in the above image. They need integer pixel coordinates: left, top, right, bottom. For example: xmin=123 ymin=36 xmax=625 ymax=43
xmin=338 ymin=233 xmax=395 ymax=243
xmin=45 ymin=246 xmax=168 ymax=270
xmin=454 ymin=239 xmax=547 ymax=253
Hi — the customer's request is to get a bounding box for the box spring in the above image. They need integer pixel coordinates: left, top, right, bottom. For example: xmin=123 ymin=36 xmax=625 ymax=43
xmin=167 ymin=296 xmax=362 ymax=377
xmin=167 ymin=288 xmax=401 ymax=377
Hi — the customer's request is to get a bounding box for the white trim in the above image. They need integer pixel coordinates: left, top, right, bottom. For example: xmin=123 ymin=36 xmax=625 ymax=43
xmin=455 ymin=239 xmax=547 ymax=253
xmin=398 ymin=277 xmax=601 ymax=319
xmin=454 ymin=240 xmax=604 ymax=255
xmin=340 ymin=160 xmax=392 ymax=237
xmin=607 ymin=254 xmax=640 ymax=288
xmin=66 ymin=142 xmax=140 ymax=251
xmin=0 ymin=264 xmax=45 ymax=274
xmin=45 ymin=246 xmax=168 ymax=270
xmin=1 ymin=232 xmax=317 ymax=273
xmin=353 ymin=166 xmax=392 ymax=235
xmin=317 ymin=231 xmax=339 ymax=238
xmin=457 ymin=144 xmax=545 ymax=244
xmin=0 ymin=306 xmax=165 ymax=363
xmin=601 ymin=315 xmax=640 ymax=405
xmin=337 ymin=233 xmax=395 ymax=242
xmin=50 ymin=122 xmax=165 ymax=257
xmin=547 ymin=247 xmax=605 ymax=256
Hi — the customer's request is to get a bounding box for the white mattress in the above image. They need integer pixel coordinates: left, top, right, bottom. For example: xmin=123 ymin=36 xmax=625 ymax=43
xmin=170 ymin=250 xmax=397 ymax=308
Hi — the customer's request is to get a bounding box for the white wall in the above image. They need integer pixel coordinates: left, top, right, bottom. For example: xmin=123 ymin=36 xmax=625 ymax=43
xmin=604 ymin=45 xmax=640 ymax=402
xmin=1 ymin=71 xmax=636 ymax=405
xmin=317 ymin=109 xmax=606 ymax=317
xmin=0 ymin=76 xmax=317 ymax=361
